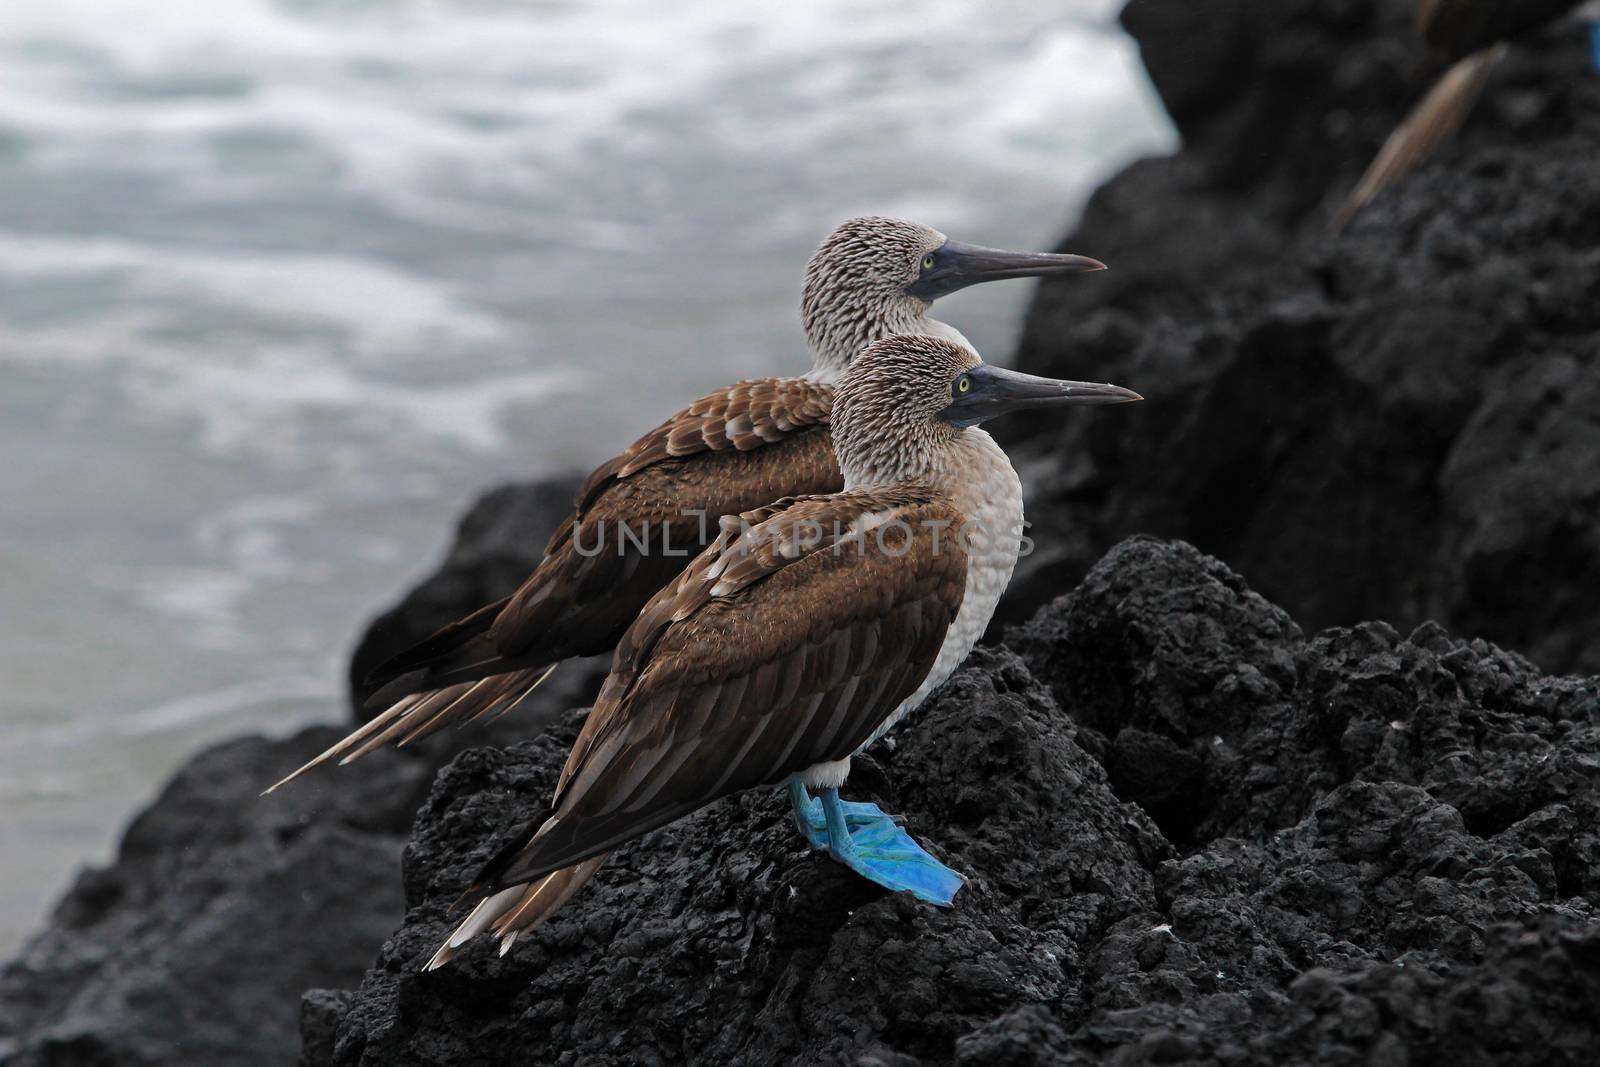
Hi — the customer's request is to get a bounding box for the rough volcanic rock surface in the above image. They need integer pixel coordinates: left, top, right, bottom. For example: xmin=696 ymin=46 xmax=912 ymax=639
xmin=1005 ymin=0 xmax=1600 ymax=674
xmin=309 ymin=538 xmax=1600 ymax=1066
xmin=0 ymin=729 xmax=428 ymax=1067
xmin=309 ymin=646 xmax=1172 ymax=1066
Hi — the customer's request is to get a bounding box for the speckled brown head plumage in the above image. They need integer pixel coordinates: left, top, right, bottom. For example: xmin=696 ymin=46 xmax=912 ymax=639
xmin=801 ymin=217 xmax=948 ymax=378
xmin=829 ymin=334 xmax=977 ymax=485
xmin=832 ymin=333 xmax=1143 ymax=487
xmin=800 ymin=216 xmax=1106 ymax=380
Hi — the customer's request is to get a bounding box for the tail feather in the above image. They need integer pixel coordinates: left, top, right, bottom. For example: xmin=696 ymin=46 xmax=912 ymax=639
xmin=261 ymin=693 xmax=425 ymax=794
xmin=261 ymin=665 xmax=558 ymax=794
xmin=359 ymin=639 xmax=511 ymax=715
xmin=333 ymin=682 xmax=481 ymax=765
xmin=425 ymin=855 xmax=608 ymax=971
xmin=424 ymin=885 xmax=525 ymax=971
xmin=1331 ymin=45 xmax=1506 ymax=232
xmin=387 ymin=667 xmax=554 ymax=750
xmin=392 ymin=678 xmax=495 ymax=749
xmin=467 ymin=664 xmax=559 ymax=728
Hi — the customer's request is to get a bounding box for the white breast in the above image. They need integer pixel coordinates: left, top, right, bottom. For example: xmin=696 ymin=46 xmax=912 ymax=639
xmin=861 ymin=427 xmax=1022 ymax=748
xmin=797 ymin=427 xmax=1022 ymax=790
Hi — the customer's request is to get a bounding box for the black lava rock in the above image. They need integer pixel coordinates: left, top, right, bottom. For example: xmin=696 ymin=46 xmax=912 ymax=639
xmin=1003 ymin=0 xmax=1600 ymax=675
xmin=309 ymin=538 xmax=1600 ymax=1066
xmin=0 ymin=730 xmax=428 ymax=1067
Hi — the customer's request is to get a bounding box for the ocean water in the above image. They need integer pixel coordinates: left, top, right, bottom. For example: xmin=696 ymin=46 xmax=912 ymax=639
xmin=0 ymin=0 xmax=1173 ymax=952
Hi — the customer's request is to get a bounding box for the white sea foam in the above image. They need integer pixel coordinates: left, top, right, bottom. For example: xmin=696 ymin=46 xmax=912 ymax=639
xmin=0 ymin=232 xmax=511 ymax=358
xmin=1 ymin=0 xmax=1158 ymax=228
xmin=126 ymin=347 xmax=584 ymax=456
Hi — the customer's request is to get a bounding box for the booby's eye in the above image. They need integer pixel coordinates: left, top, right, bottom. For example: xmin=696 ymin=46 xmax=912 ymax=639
xmin=955 ymin=374 xmax=972 ymax=395
xmin=921 ymin=254 xmax=936 ymax=270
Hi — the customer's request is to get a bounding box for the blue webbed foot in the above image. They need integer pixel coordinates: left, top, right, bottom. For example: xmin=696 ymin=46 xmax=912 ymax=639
xmin=816 ymin=786 xmax=964 ymax=907
xmin=787 ymin=779 xmax=894 ymax=849
xmin=1589 ymin=21 xmax=1600 ymax=74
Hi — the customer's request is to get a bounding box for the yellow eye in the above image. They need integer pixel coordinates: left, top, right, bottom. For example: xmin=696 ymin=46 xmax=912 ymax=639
xmin=956 ymin=375 xmax=972 ymax=394
xmin=921 ymin=254 xmax=936 ymax=270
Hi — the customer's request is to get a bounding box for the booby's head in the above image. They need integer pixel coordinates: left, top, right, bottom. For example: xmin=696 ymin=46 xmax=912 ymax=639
xmin=831 ymin=334 xmax=1141 ymax=486
xmin=801 ymin=216 xmax=1105 ymax=380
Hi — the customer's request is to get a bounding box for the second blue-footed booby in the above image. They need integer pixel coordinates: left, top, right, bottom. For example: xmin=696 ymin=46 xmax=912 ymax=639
xmin=1333 ymin=0 xmax=1595 ymax=230
xmin=265 ymin=218 xmax=1105 ymax=793
xmin=424 ymin=333 xmax=1141 ymax=968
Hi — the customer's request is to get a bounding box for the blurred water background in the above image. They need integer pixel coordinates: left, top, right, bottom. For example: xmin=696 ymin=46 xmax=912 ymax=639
xmin=0 ymin=0 xmax=1173 ymax=952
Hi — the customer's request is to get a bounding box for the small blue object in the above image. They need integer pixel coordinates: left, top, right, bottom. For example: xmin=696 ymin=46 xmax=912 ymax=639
xmin=1589 ymin=20 xmax=1600 ymax=74
xmin=787 ymin=780 xmax=964 ymax=906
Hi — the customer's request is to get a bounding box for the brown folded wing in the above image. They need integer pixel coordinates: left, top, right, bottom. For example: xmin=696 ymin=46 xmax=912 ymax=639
xmin=268 ymin=378 xmax=838 ymax=793
xmin=365 ymin=377 xmax=836 ymax=689
xmin=486 ymin=378 xmax=838 ymax=664
xmin=478 ymin=490 xmax=969 ymax=892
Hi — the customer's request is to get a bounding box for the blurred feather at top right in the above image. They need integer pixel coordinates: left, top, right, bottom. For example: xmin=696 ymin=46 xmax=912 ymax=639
xmin=1331 ymin=0 xmax=1599 ymax=232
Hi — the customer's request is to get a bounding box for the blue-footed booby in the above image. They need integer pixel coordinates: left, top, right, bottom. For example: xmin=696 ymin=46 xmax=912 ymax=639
xmin=1333 ymin=0 xmax=1596 ymax=230
xmin=265 ymin=218 xmax=1105 ymax=793
xmin=424 ymin=333 xmax=1141 ymax=968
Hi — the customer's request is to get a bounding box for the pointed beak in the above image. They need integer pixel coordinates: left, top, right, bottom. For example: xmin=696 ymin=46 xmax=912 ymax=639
xmin=907 ymin=239 xmax=1106 ymax=301
xmin=939 ymin=364 xmax=1142 ymax=428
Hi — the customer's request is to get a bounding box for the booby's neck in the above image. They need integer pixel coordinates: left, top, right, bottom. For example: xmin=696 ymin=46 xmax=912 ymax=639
xmin=804 ymin=306 xmax=974 ymax=386
xmin=840 ymin=426 xmax=1014 ymax=521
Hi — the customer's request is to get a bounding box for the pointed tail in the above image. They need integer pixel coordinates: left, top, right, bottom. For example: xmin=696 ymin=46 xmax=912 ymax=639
xmin=424 ymin=855 xmax=608 ymax=970
xmin=261 ymin=663 xmax=558 ymax=794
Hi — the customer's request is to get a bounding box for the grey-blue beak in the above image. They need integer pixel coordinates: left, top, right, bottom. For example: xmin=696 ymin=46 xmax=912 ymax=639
xmin=938 ymin=364 xmax=1142 ymax=428
xmin=907 ymin=240 xmax=1106 ymax=301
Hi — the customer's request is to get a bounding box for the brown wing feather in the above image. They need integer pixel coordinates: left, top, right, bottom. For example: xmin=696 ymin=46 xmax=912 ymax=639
xmin=488 ymin=380 xmax=837 ymax=662
xmin=1330 ymin=46 xmax=1505 ymax=233
xmin=566 ymin=377 xmax=835 ymax=520
xmin=270 ymin=379 xmax=837 ymax=794
xmin=480 ymin=491 xmax=969 ymax=891
xmin=375 ymin=375 xmax=836 ymax=685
